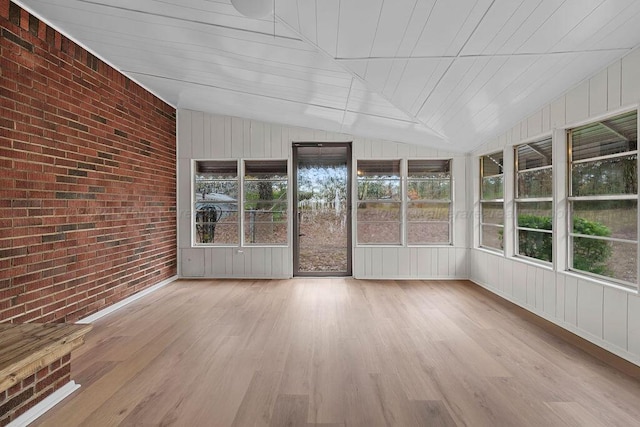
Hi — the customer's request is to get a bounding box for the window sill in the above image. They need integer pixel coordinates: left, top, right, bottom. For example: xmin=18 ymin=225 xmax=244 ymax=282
xmin=511 ymin=255 xmax=554 ymax=271
xmin=561 ymin=270 xmax=639 ymax=295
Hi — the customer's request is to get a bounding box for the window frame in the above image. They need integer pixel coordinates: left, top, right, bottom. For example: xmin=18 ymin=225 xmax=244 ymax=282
xmin=479 ymin=151 xmax=505 ymax=252
xmin=513 ymin=137 xmax=553 ymax=265
xmin=242 ymin=159 xmax=289 ymax=247
xmin=406 ymin=158 xmax=453 ymax=246
xmin=566 ymin=109 xmax=639 ymax=289
xmin=192 ymin=159 xmax=240 ymax=247
xmin=355 ymin=158 xmax=403 ymax=246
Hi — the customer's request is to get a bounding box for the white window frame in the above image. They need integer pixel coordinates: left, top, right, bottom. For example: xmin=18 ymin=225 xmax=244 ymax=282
xmin=355 ymin=159 xmax=403 ymax=246
xmin=566 ymin=109 xmax=639 ymax=290
xmin=479 ymin=151 xmax=504 ymax=252
xmin=406 ymin=159 xmax=453 ymax=246
xmin=514 ymin=137 xmax=553 ymax=265
xmin=192 ymin=159 xmax=240 ymax=247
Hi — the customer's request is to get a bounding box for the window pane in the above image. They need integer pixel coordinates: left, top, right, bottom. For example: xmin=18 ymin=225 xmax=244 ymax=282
xmin=357 ymin=202 xmax=401 ymax=222
xmin=481 ymin=202 xmax=504 ymax=225
xmin=357 ymin=179 xmax=401 ymax=201
xmin=571 ymin=110 xmax=637 ymax=161
xmin=517 ymin=168 xmax=553 ymax=198
xmin=245 ymin=159 xmax=287 ymax=178
xmin=481 ymin=175 xmax=503 ymax=200
xmin=357 ymin=159 xmax=400 ymax=176
xmin=357 ymin=222 xmax=401 ymax=244
xmin=195 ymin=160 xmax=239 ymax=245
xmin=244 ymin=181 xmax=288 ymax=205
xmin=572 ymin=200 xmax=637 ymax=241
xmin=481 ymin=152 xmax=504 ymax=176
xmin=244 ymin=212 xmax=287 ymax=245
xmin=195 ymin=210 xmax=238 ymax=244
xmin=407 ymin=202 xmax=449 ymax=221
xmin=407 ymin=222 xmax=449 ymax=245
xmin=244 ymin=160 xmax=288 ymax=245
xmin=408 ymin=178 xmax=451 ymax=200
xmin=516 ymin=202 xmax=552 ymax=229
xmin=571 ymin=155 xmax=637 ymax=196
xmin=481 ymin=225 xmax=503 ymax=250
xmin=408 ymin=159 xmax=450 ymax=176
xmin=572 ymin=238 xmax=637 ymax=284
xmin=517 ymin=138 xmax=552 ymax=170
xmin=518 ymin=230 xmax=552 ymax=262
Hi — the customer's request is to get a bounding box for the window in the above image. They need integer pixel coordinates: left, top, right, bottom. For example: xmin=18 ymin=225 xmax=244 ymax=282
xmin=244 ymin=160 xmax=288 ymax=245
xmin=568 ymin=110 xmax=638 ymax=287
xmin=357 ymin=160 xmax=402 ymax=244
xmin=407 ymin=159 xmax=452 ymax=244
xmin=194 ymin=160 xmax=239 ymax=245
xmin=515 ymin=138 xmax=553 ymax=262
xmin=480 ymin=151 xmax=504 ymax=251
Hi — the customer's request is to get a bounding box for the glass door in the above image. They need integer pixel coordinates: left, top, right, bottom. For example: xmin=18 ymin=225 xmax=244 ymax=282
xmin=293 ymin=143 xmax=351 ymax=276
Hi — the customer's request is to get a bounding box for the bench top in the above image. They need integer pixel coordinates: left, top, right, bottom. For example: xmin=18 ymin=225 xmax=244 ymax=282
xmin=0 ymin=323 xmax=92 ymax=393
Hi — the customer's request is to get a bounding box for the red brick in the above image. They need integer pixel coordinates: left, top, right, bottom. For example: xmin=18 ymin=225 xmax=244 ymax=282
xmin=0 ymin=3 xmax=175 ymax=323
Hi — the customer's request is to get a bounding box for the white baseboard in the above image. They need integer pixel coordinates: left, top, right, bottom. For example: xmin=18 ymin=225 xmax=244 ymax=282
xmin=77 ymin=275 xmax=178 ymax=324
xmin=7 ymin=381 xmax=80 ymax=427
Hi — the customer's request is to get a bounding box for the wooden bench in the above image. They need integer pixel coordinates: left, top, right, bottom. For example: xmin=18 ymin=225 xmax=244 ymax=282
xmin=0 ymin=323 xmax=92 ymax=426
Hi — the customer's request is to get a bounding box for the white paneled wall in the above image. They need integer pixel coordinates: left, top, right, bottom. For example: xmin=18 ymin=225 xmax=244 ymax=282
xmin=470 ymin=48 xmax=640 ymax=366
xmin=177 ymin=110 xmax=467 ymax=279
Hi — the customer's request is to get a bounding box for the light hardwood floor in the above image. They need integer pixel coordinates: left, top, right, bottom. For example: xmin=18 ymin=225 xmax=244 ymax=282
xmin=35 ymin=279 xmax=640 ymax=426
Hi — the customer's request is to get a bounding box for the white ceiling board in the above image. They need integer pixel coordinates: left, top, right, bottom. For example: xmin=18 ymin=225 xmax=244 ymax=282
xmin=406 ymin=59 xmax=455 ymax=116
xmin=363 ymin=60 xmax=395 ymax=93
xmin=550 ymin=0 xmax=639 ymax=52
xmin=369 ymin=0 xmax=418 ymax=58
xmin=295 ymin=0 xmax=317 ymax=45
xmin=445 ymin=49 xmax=628 ymax=146
xmin=175 ymin=84 xmax=347 ymax=134
xmin=514 ymin=0 xmax=607 ymax=54
xmin=460 ymin=0 xmax=533 ymax=55
xmin=411 ymin=0 xmax=494 ymax=57
xmin=570 ymin=0 xmax=640 ymax=51
xmin=335 ymin=0 xmax=384 ymax=58
xmin=394 ymin=0 xmax=437 ymax=57
xmin=494 ymin=0 xmax=566 ymax=54
xmin=274 ymin=0 xmax=300 ymax=32
xmin=315 ymin=0 xmax=340 ymax=58
xmin=346 ymin=79 xmax=416 ymax=122
xmin=341 ymin=112 xmax=450 ymax=150
xmin=15 ymin=0 xmax=640 ymax=153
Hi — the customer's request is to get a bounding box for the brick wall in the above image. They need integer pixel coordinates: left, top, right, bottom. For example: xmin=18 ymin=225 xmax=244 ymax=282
xmin=0 ymin=355 xmax=70 ymax=426
xmin=0 ymin=1 xmax=177 ymax=323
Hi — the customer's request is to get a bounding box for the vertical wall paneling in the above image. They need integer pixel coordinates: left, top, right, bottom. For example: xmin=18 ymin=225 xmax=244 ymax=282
xmin=550 ymin=96 xmax=566 ymax=128
xmin=565 ymin=80 xmax=590 ymax=125
xmin=471 ymin=46 xmax=640 ymax=367
xmin=543 ymin=269 xmax=556 ymax=317
xmin=577 ymin=279 xmax=604 ymax=339
xmin=603 ymin=287 xmax=628 ymax=351
xmin=178 ymin=111 xmax=464 ymax=279
xmin=607 ymin=61 xmax=622 ymax=111
xmin=628 ymin=296 xmax=640 ymax=356
xmin=621 ymin=49 xmax=640 ymax=106
xmin=589 ymin=69 xmax=608 ymax=117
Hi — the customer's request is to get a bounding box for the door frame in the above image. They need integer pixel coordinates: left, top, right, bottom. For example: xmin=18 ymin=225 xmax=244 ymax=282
xmin=292 ymin=142 xmax=352 ymax=277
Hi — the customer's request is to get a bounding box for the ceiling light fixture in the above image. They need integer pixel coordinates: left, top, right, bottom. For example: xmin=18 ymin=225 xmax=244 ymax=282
xmin=231 ymin=0 xmax=273 ymax=18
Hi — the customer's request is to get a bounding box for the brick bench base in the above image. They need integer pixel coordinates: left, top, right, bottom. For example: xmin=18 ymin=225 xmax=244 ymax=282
xmin=0 ymin=355 xmax=71 ymax=426
xmin=0 ymin=324 xmax=91 ymax=426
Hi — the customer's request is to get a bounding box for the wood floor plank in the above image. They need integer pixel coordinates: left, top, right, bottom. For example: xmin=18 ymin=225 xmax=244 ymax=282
xmin=32 ymin=279 xmax=640 ymax=427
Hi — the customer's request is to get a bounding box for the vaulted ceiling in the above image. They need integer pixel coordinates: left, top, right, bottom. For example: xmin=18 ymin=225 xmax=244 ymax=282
xmin=16 ymin=0 xmax=640 ymax=152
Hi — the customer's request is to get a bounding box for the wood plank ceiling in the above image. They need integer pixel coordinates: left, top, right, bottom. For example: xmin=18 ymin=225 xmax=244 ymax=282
xmin=15 ymin=0 xmax=640 ymax=152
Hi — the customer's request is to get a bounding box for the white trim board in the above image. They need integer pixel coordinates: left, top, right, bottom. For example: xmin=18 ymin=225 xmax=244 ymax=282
xmin=76 ymin=275 xmax=178 ymax=324
xmin=7 ymin=381 xmax=80 ymax=427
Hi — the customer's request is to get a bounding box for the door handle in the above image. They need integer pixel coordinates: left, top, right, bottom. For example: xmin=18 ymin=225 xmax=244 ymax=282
xmin=298 ymin=233 xmax=305 ymax=237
